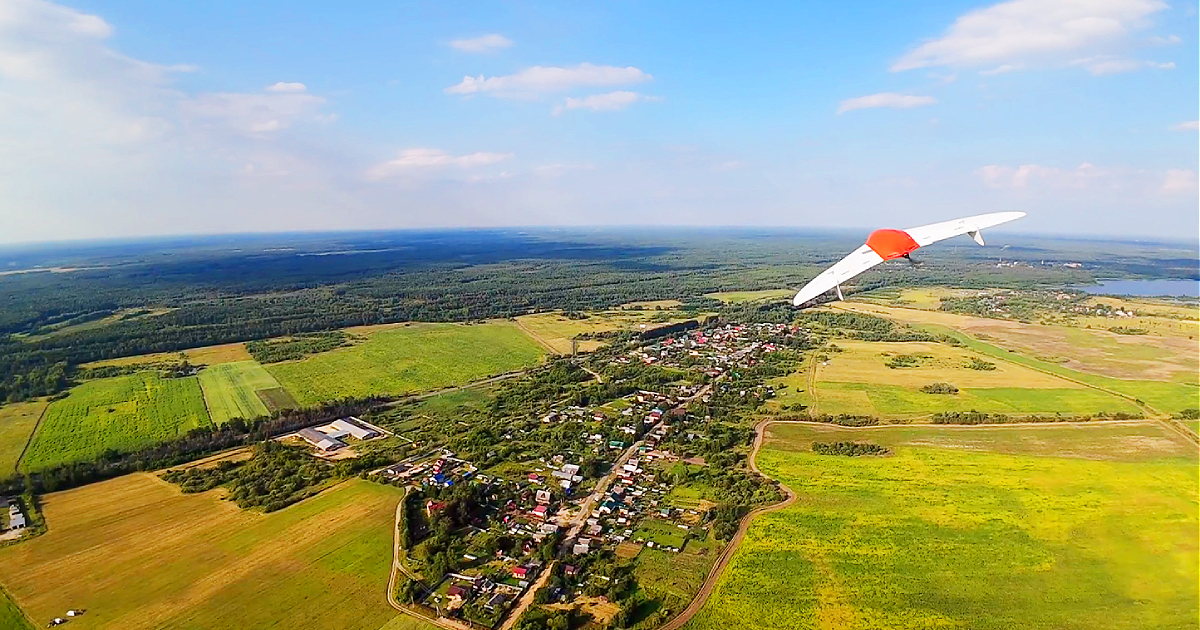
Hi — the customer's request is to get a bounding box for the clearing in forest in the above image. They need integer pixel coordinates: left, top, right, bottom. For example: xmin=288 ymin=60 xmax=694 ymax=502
xmin=684 ymin=422 xmax=1198 ymax=630
xmin=0 ymin=474 xmax=416 ymax=630
xmin=803 ymin=339 xmax=1140 ymax=417
xmin=197 ymin=360 xmax=289 ymax=423
xmin=266 ymin=321 xmax=545 ymax=406
xmin=0 ymin=401 xmax=47 ymax=475
xmin=21 ymin=372 xmax=210 ymax=472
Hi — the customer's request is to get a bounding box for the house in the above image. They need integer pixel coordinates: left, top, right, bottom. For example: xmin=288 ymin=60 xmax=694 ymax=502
xmin=564 ymin=565 xmax=579 ymax=577
xmin=540 ymin=523 xmax=559 ymax=535
xmin=447 ymin=585 xmax=469 ymax=600
xmin=535 ymin=489 xmax=552 ymax=504
xmin=532 ymin=505 xmax=549 ymax=521
xmin=512 ymin=566 xmax=529 ymax=580
xmin=572 ymin=541 xmax=590 ymax=555
xmin=485 ymin=593 xmax=509 ymax=610
xmin=425 ymin=499 xmax=447 ymax=516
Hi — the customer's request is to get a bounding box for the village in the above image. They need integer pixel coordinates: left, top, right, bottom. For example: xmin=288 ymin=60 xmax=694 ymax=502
xmin=346 ymin=321 xmax=804 ymax=629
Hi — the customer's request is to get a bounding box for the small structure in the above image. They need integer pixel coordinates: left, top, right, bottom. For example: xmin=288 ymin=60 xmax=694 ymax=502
xmin=512 ymin=566 xmax=529 ymax=580
xmin=297 ymin=427 xmax=345 ymax=452
xmin=531 ymin=505 xmax=549 ymax=521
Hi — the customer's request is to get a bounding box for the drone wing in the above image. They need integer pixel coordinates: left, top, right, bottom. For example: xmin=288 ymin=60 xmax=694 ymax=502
xmin=791 ymin=244 xmax=884 ymax=306
xmin=792 ymin=211 xmax=1026 ymax=307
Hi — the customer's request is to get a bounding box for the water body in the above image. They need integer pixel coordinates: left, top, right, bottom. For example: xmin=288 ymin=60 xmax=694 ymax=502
xmin=1076 ymin=279 xmax=1200 ymax=297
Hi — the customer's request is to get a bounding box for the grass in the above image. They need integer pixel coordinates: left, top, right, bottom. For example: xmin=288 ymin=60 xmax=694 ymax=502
xmin=703 ymin=289 xmax=793 ymax=303
xmin=634 ymin=519 xmax=688 ymax=549
xmin=82 ymin=342 xmax=252 ymax=368
xmin=685 ymin=422 xmax=1198 ymax=630
xmin=197 ymin=360 xmax=288 ymax=423
xmin=0 ymin=474 xmax=415 ymax=630
xmin=819 ymin=340 xmax=1081 ymax=389
xmin=0 ymin=587 xmax=34 ymax=630
xmin=0 ymin=401 xmax=46 ymax=475
xmin=267 ymin=322 xmax=545 ymax=406
xmin=21 ymin=372 xmax=211 ymax=471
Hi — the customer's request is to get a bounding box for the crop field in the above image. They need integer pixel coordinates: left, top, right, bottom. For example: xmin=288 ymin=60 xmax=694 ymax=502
xmin=0 ymin=401 xmax=46 ymax=474
xmin=0 ymin=474 xmax=414 ymax=630
xmin=703 ymin=289 xmax=793 ymax=303
xmin=833 ymin=302 xmax=1199 ymax=384
xmin=816 ymin=382 xmax=1141 ymax=417
xmin=21 ymin=373 xmax=211 ymax=471
xmin=516 ymin=310 xmax=689 ymax=354
xmin=267 ymin=322 xmax=545 ymax=406
xmin=684 ymin=422 xmax=1198 ymax=630
xmin=634 ymin=518 xmax=689 ymax=548
xmin=819 ymin=340 xmax=1078 ymax=389
xmin=83 ymin=342 xmax=252 ymax=368
xmin=197 ymin=360 xmax=288 ymax=423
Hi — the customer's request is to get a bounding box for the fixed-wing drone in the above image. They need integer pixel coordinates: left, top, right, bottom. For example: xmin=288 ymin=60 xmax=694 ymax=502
xmin=793 ymin=211 xmax=1026 ymax=307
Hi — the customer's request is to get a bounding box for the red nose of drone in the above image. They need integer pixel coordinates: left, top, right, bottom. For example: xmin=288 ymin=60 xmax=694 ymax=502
xmin=865 ymin=228 xmax=920 ymax=261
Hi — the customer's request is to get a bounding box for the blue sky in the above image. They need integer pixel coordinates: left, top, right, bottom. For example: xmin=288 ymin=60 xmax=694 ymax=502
xmin=1 ymin=0 xmax=1196 ymax=243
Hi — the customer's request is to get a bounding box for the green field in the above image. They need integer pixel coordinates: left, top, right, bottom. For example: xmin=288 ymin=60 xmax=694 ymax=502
xmin=0 ymin=474 xmax=424 ymax=630
xmin=685 ymin=422 xmax=1198 ymax=630
xmin=816 ymin=382 xmax=1142 ymax=417
xmin=21 ymin=372 xmax=211 ymax=471
xmin=0 ymin=401 xmax=46 ymax=475
xmin=0 ymin=587 xmax=34 ymax=630
xmin=267 ymin=322 xmax=545 ymax=406
xmin=634 ymin=518 xmax=689 ymax=549
xmin=197 ymin=360 xmax=288 ymax=423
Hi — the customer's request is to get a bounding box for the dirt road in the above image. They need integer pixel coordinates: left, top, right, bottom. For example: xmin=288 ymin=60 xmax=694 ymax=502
xmin=657 ymin=419 xmax=796 ymax=630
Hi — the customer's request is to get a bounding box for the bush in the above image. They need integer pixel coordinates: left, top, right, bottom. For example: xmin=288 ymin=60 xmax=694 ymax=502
xmin=965 ymin=357 xmax=997 ymax=371
xmin=811 ymin=441 xmax=890 ymax=456
xmin=920 ymin=382 xmax=959 ymax=395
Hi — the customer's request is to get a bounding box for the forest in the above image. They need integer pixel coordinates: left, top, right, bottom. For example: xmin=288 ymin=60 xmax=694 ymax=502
xmin=4 ymin=228 xmax=1176 ymax=404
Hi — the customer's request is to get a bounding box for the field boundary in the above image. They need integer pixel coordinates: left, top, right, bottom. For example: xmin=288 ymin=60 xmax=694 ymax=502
xmin=658 ymin=419 xmax=797 ymax=630
xmin=513 ymin=317 xmax=562 ymax=355
xmin=13 ymin=401 xmax=50 ymax=474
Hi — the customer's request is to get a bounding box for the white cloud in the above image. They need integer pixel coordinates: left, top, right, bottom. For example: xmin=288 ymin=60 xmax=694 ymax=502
xmin=445 ymin=63 xmax=652 ymax=98
xmin=976 ymin=162 xmax=1111 ymax=188
xmin=551 ymin=90 xmax=661 ymax=115
xmin=1162 ymin=169 xmax=1197 ymax=192
xmin=365 ymin=148 xmax=514 ymax=180
xmin=1069 ymin=55 xmax=1174 ymax=75
xmin=980 ymin=63 xmax=1023 ymax=75
xmin=1147 ymin=34 xmax=1181 ymax=45
xmin=449 ymin=34 xmax=513 ymax=53
xmin=837 ymin=92 xmax=937 ymax=114
xmin=892 ymin=0 xmax=1169 ymax=73
xmin=266 ymin=81 xmax=307 ymax=93
xmin=1170 ymin=120 xmax=1199 ymax=131
xmin=179 ymin=86 xmax=329 ymax=137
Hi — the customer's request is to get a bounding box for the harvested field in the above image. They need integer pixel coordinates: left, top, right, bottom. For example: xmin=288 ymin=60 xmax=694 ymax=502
xmin=0 ymin=474 xmax=410 ymax=630
xmin=831 ymin=302 xmax=1199 ymax=383
xmin=255 ymin=387 xmax=299 ymax=412
xmin=685 ymin=422 xmax=1198 ymax=630
xmin=267 ymin=321 xmax=545 ymax=406
xmin=22 ymin=372 xmax=210 ymax=471
xmin=515 ymin=311 xmax=691 ymax=354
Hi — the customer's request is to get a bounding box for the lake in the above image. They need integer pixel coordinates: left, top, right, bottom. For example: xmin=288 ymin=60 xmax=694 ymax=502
xmin=1076 ymin=279 xmax=1200 ymax=297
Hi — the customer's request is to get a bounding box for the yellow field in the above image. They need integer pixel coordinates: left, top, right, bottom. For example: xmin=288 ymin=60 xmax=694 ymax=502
xmin=704 ymin=289 xmax=793 ymax=303
xmin=0 ymin=474 xmax=414 ymax=630
xmin=82 ymin=342 xmax=252 ymax=368
xmin=818 ymin=340 xmax=1076 ymax=389
xmin=832 ymin=302 xmax=1199 ymax=383
xmin=0 ymin=401 xmax=45 ymax=475
xmin=515 ymin=310 xmax=689 ymax=354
